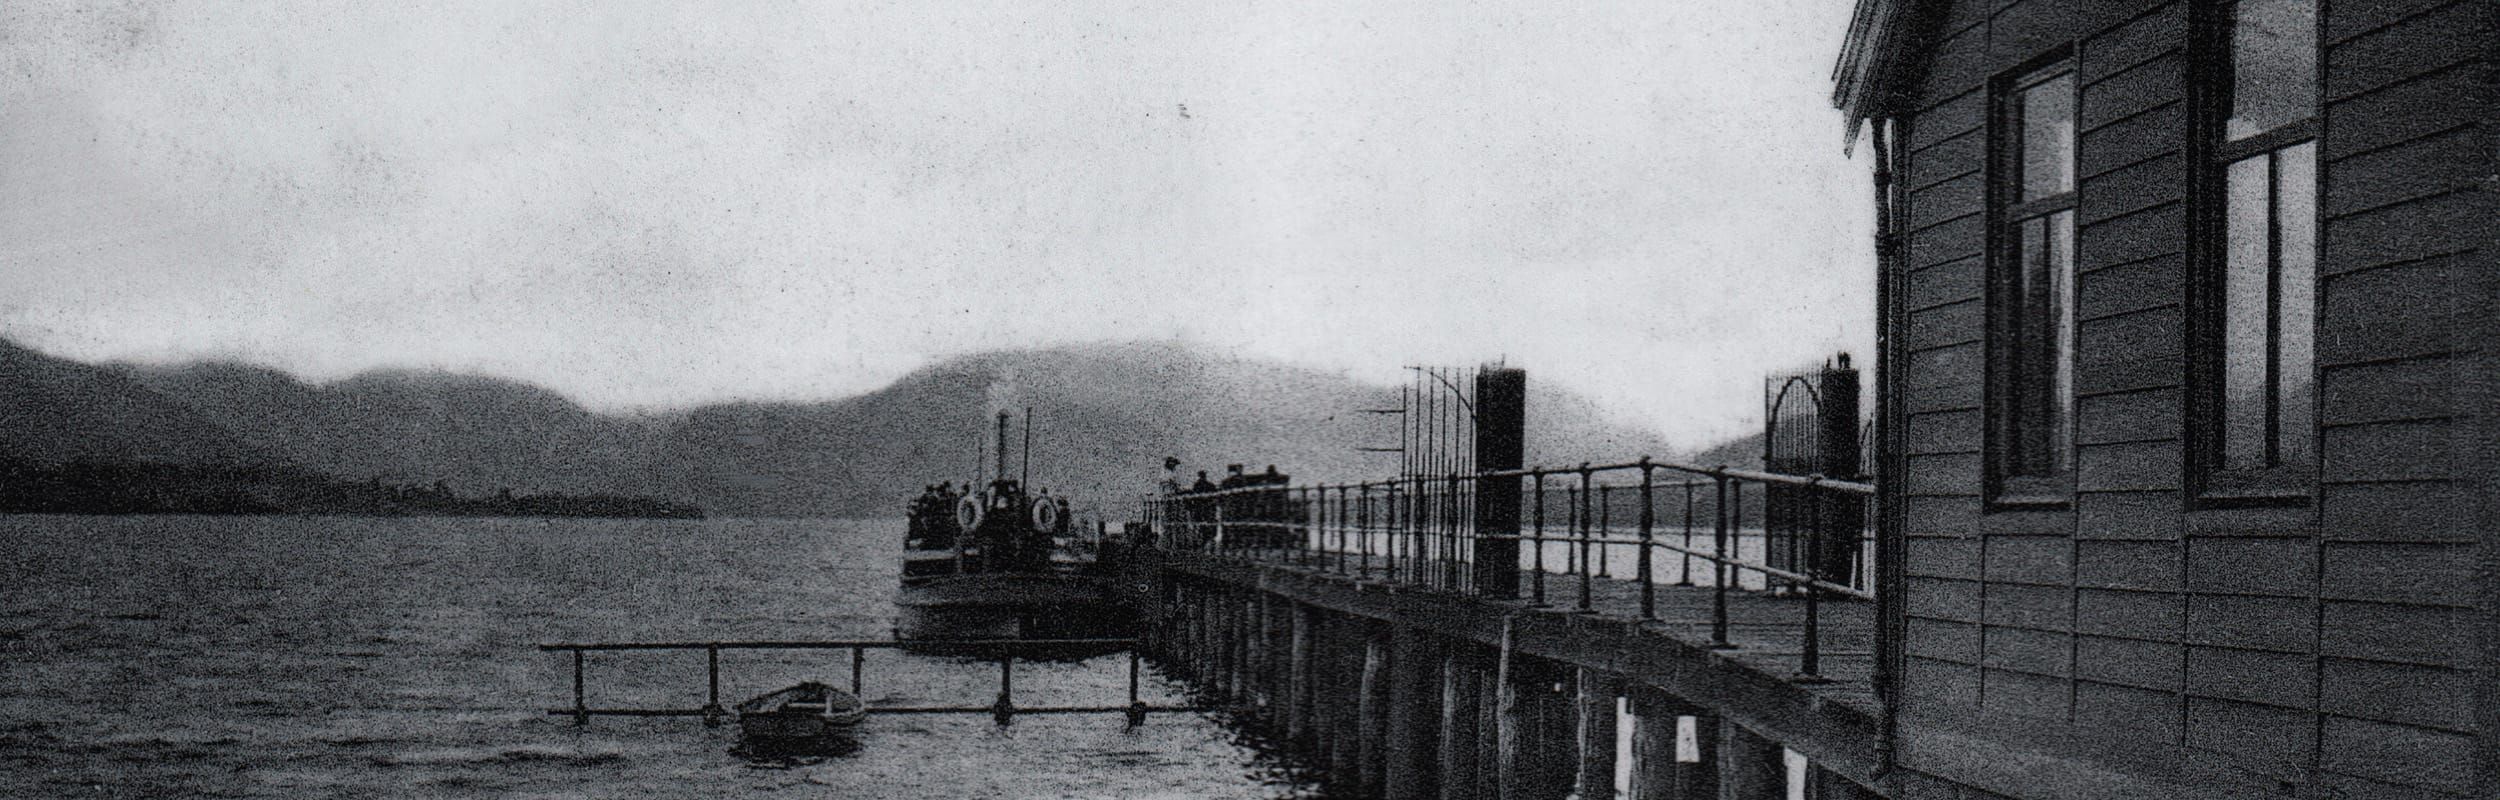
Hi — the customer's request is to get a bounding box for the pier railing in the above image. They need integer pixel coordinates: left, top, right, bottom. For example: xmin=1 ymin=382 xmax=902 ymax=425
xmin=1137 ymin=460 xmax=1875 ymax=682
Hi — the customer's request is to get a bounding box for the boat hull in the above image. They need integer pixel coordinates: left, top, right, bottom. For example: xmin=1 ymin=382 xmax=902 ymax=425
xmin=893 ymin=572 xmax=1131 ymax=650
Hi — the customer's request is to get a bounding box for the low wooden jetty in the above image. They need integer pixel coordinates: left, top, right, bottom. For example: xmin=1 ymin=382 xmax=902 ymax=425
xmin=539 ymin=638 xmax=1204 ymax=728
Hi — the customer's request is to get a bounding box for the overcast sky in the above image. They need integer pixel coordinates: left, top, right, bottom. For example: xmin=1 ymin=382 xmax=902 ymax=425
xmin=2 ymin=0 xmax=1870 ymax=449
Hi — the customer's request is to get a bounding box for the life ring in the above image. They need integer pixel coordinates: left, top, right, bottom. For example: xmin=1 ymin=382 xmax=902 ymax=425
xmin=1029 ymin=498 xmax=1061 ymax=532
xmin=956 ymin=495 xmax=985 ymax=531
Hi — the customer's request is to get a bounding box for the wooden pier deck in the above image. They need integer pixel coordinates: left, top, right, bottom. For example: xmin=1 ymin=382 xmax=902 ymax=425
xmin=1149 ymin=546 xmax=1885 ymax=792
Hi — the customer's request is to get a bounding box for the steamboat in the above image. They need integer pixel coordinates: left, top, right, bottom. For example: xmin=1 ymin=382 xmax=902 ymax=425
xmin=894 ymin=411 xmax=1128 ymax=647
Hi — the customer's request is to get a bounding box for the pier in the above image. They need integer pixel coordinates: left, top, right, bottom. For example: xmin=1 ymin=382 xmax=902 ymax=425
xmin=1114 ymin=365 xmax=1892 ymax=798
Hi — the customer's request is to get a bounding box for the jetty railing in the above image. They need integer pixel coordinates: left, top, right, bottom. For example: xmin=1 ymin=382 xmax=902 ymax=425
xmin=538 ymin=638 xmax=1198 ymax=727
xmin=1137 ymin=461 xmax=1875 ymax=682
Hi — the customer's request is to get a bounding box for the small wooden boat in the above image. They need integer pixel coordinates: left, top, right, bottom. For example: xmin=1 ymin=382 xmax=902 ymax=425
xmin=734 ymin=682 xmax=866 ymax=742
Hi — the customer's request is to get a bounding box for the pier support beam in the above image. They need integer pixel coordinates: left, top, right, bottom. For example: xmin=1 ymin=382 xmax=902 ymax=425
xmin=1360 ymin=634 xmax=1389 ymax=796
xmin=1439 ymin=650 xmax=1483 ymax=800
xmin=1575 ymin=669 xmax=1620 ymax=800
xmin=1717 ymin=718 xmax=1785 ymax=800
xmin=1385 ymin=627 xmax=1443 ymax=800
xmin=1288 ymin=603 xmax=1313 ymax=745
xmin=1629 ymin=690 xmax=1715 ymax=800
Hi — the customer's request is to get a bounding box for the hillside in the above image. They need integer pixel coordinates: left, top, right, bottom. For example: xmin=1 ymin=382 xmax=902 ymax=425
xmin=10 ymin=337 xmax=1679 ymax=517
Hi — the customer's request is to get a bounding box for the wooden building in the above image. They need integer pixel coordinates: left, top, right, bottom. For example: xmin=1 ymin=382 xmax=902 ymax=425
xmin=1833 ymin=1 xmax=2496 ymax=798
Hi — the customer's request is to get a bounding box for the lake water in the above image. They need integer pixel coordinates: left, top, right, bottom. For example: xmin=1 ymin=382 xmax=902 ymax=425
xmin=0 ymin=515 xmax=1316 ymax=799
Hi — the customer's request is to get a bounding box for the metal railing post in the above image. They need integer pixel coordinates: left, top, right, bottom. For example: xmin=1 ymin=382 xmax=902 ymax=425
xmin=1126 ymin=647 xmax=1147 ymax=728
xmin=851 ymin=645 xmax=866 ymax=697
xmin=1598 ymin=483 xmax=1612 ymax=578
xmin=703 ymin=645 xmax=724 ymax=727
xmin=1577 ymin=464 xmax=1595 ymax=612
xmin=1359 ymin=483 xmax=1373 ymax=576
xmin=993 ymin=653 xmax=1016 ymax=726
xmin=1531 ymin=470 xmax=1547 ymax=605
xmin=1446 ymin=473 xmax=1464 ymax=592
xmin=1638 ymin=460 xmax=1656 ymax=620
xmin=1712 ymin=473 xmax=1734 ymax=649
xmin=1680 ymin=482 xmax=1697 ymax=586
xmin=571 ymin=649 xmax=588 ymax=726
xmin=1800 ymin=482 xmax=1826 ymax=683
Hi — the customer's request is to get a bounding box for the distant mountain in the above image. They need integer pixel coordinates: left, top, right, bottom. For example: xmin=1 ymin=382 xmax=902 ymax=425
xmin=0 ymin=338 xmax=270 ymax=467
xmin=124 ymin=362 xmax=666 ymax=498
xmin=643 ymin=341 xmax=1679 ymax=517
xmin=8 ymin=337 xmax=1677 ymax=517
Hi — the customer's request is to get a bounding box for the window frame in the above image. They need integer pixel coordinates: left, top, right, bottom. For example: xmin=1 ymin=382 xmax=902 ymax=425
xmin=2185 ymin=0 xmax=2322 ymax=507
xmin=1983 ymin=52 xmax=2081 ymax=510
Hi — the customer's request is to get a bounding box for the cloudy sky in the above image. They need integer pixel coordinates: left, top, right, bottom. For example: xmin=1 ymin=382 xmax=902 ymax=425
xmin=2 ymin=0 xmax=1870 ymax=449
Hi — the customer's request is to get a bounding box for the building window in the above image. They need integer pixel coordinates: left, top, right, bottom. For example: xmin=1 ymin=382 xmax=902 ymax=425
xmin=1987 ymin=59 xmax=2077 ymax=505
xmin=2194 ymin=0 xmax=2317 ymax=498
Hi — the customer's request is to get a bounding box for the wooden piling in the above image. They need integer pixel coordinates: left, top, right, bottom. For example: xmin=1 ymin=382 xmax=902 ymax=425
xmin=1385 ymin=627 xmax=1442 ymax=800
xmin=1717 ymin=717 xmax=1785 ymax=800
xmin=1289 ymin=603 xmax=1313 ymax=744
xmin=1575 ymin=668 xmax=1620 ymax=799
xmin=1439 ymin=649 xmax=1483 ymax=800
xmin=1359 ymin=634 xmax=1388 ymax=796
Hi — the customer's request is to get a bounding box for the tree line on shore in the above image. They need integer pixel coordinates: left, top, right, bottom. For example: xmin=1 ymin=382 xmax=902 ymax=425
xmin=0 ymin=457 xmax=703 ymax=518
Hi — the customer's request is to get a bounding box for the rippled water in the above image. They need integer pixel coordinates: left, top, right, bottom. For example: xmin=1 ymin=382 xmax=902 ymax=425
xmin=0 ymin=515 xmax=1311 ymax=799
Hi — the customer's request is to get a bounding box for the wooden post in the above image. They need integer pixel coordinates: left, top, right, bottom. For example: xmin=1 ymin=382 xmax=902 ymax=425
xmin=1289 ymin=603 xmax=1313 ymax=745
xmin=1386 ymin=627 xmax=1442 ymax=800
xmin=850 ymin=646 xmax=865 ymax=697
xmin=1330 ymin=620 xmax=1360 ymax=787
xmin=1439 ymin=650 xmax=1483 ymax=800
xmin=1360 ymin=634 xmax=1389 ymax=796
xmin=1495 ymin=638 xmax=1522 ymax=800
xmin=1630 ymin=690 xmax=1717 ymax=800
xmin=1576 ymin=668 xmax=1620 ymax=799
xmin=1717 ymin=718 xmax=1784 ymax=800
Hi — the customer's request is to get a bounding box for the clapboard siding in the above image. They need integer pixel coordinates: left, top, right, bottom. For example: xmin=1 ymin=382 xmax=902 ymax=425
xmin=1872 ymin=0 xmax=2485 ymax=795
xmin=2076 ymin=386 xmax=2178 ymax=445
xmin=2075 ymin=539 xmax=2181 ymax=591
xmin=2076 ymin=100 xmax=2182 ymax=177
xmin=2074 ymin=635 xmax=2180 ymax=691
xmin=2079 ymin=52 xmax=2184 ymax=131
xmin=2321 ymin=600 xmax=2473 ymax=667
xmin=1908 ymin=408 xmax=1984 ymax=455
xmin=2320 ymin=658 xmax=2472 ymax=731
xmin=2073 ymin=490 xmax=2179 ymax=540
xmin=2077 ymin=151 xmax=2183 ymax=224
xmin=2320 ymin=354 xmax=2451 ymax=427
xmin=2321 ymin=418 xmax=2454 ymax=483
xmin=2075 ymin=202 xmax=2183 ymax=271
xmin=1908 ymin=130 xmax=1983 ymax=191
xmin=2186 ymin=696 xmax=2315 ymax=775
xmin=2321 ymin=63 xmax=2484 ymax=161
xmin=2322 ymin=0 xmax=2485 ymax=102
xmin=1910 ymin=172 xmax=1986 ymax=231
xmin=2320 ymin=717 xmax=2473 ymax=795
xmin=1908 ymin=214 xmax=1986 ymax=269
xmin=2078 ymin=1 xmax=2185 ymax=83
xmin=2324 ymin=123 xmax=2480 ymax=217
xmin=2073 ymin=305 xmax=2182 ymax=395
xmin=2317 ymin=255 xmax=2466 ymax=365
xmin=2075 ymin=587 xmax=2180 ymax=639
xmin=1907 ymin=255 xmax=1984 ymax=312
xmin=2320 ymin=481 xmax=2470 ymax=543
xmin=2075 ymin=253 xmax=2180 ymax=321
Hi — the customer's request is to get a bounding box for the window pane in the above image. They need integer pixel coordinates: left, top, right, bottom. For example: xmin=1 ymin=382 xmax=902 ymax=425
xmin=2221 ymin=154 xmax=2271 ymax=470
xmin=2009 ymin=212 xmax=2075 ymax=478
xmin=2227 ymin=0 xmax=2318 ymax=140
xmin=2021 ymin=72 xmax=2076 ymax=200
xmin=2274 ymin=142 xmax=2316 ymax=468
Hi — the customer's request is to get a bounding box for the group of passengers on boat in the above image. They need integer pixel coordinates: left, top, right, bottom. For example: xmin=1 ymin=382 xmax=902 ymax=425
xmin=905 ymin=479 xmax=1073 ymax=573
xmin=1157 ymin=459 xmax=1299 ymax=548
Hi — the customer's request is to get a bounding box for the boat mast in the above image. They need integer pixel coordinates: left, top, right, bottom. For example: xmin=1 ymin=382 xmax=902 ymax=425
xmin=1020 ymin=407 xmax=1034 ymax=488
xmin=994 ymin=411 xmax=1011 ymax=483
